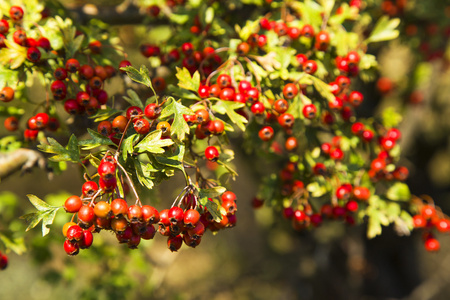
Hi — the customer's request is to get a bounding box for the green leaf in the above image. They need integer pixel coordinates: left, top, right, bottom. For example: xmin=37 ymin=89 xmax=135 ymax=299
xmin=154 ymin=143 xmax=186 ymax=174
xmin=238 ymin=19 xmax=260 ymax=41
xmin=78 ymin=129 xmax=116 ymax=150
xmin=204 ymin=6 xmax=214 ymax=24
xmin=122 ymin=134 xmax=139 ymax=161
xmin=212 ymin=101 xmax=248 ymax=132
xmin=306 ymin=181 xmax=327 ymax=197
xmin=38 ymin=135 xmax=81 ymax=163
xmin=318 ymin=0 xmax=335 ymax=18
xmin=136 ymin=130 xmax=174 ymax=154
xmin=21 ymin=194 xmax=61 ymax=236
xmin=305 ymin=74 xmax=335 ymax=102
xmin=367 ymin=212 xmax=382 ymax=239
xmin=133 ymin=160 xmax=154 ymax=190
xmin=365 ymin=16 xmax=400 ymax=44
xmin=386 ymin=182 xmax=411 ymax=201
xmin=0 ymin=40 xmax=27 ymax=69
xmin=167 ymin=85 xmax=200 ymax=100
xmin=381 ymin=107 xmax=403 ymax=128
xmin=121 ymin=65 xmax=157 ymax=96
xmin=198 ymin=197 xmax=223 ymax=222
xmin=123 ymin=89 xmax=144 ymax=110
xmin=199 ymin=187 xmax=226 ymax=199
xmin=159 ymin=98 xmax=193 ymax=141
xmin=175 ymin=67 xmax=200 ymax=92
xmin=0 ymin=233 xmax=26 ymax=255
xmin=89 ymin=107 xmax=121 ymax=122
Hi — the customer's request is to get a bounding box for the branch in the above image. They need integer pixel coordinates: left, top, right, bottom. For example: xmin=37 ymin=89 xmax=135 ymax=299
xmin=0 ymin=149 xmax=47 ymax=181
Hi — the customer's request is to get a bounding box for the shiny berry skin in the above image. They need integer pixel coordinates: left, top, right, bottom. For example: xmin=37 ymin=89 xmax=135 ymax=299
xmin=220 ymin=87 xmax=235 ymax=101
xmin=37 ymin=37 xmax=51 ymax=50
xmin=238 ymin=80 xmax=251 ymax=94
xmin=89 ymin=76 xmax=103 ymax=89
xmin=251 ymin=101 xmax=265 ymax=115
xmin=421 ymin=205 xmax=436 ymax=219
xmin=112 ymin=115 xmax=128 ymax=133
xmin=273 ymin=99 xmax=289 ymax=114
xmin=285 ymin=136 xmax=298 ymax=151
xmin=111 ymin=217 xmax=128 ymax=234
xmin=315 ymin=31 xmax=330 ymax=51
xmin=81 ymin=181 xmax=98 ymax=197
xmin=353 ymin=186 xmax=370 ymax=201
xmin=246 ymin=87 xmax=259 ymax=102
xmin=141 ymin=205 xmax=159 ymax=224
xmin=62 ymin=222 xmax=77 ymax=237
xmin=128 ymin=205 xmax=143 ymax=222
xmin=362 ymin=129 xmax=374 ymax=142
xmin=0 ymin=19 xmax=9 ymax=34
xmin=351 ymin=122 xmax=365 ymax=135
xmin=99 ymin=177 xmax=117 ymax=193
xmin=111 ymin=198 xmax=128 ymax=217
xmin=283 ymin=83 xmax=298 ymax=100
xmin=24 ymin=129 xmax=39 ymax=141
xmin=336 ymin=75 xmax=351 ymax=89
xmin=51 ymin=80 xmax=67 ymax=100
xmin=348 ymin=91 xmax=363 ymax=107
xmin=0 ymin=86 xmax=14 ymax=102
xmin=94 ymin=201 xmax=112 ymax=218
xmin=237 ymin=42 xmax=250 ymax=56
xmin=66 ymin=225 xmax=83 ymax=242
xmin=294 ymin=210 xmax=307 ymax=222
xmin=134 ymin=118 xmax=150 ymax=135
xmin=64 ymin=195 xmax=83 ymax=213
xmin=393 ymin=166 xmax=409 ymax=181
xmin=258 ymin=126 xmax=274 ymax=141
xmin=274 ymin=22 xmax=288 ymax=36
xmin=9 ymin=6 xmax=24 ymax=21
xmin=303 ymin=60 xmax=318 ymax=74
xmin=97 ymin=120 xmax=112 ymax=136
xmin=167 ymin=235 xmax=183 ymax=252
xmin=346 ymin=50 xmax=360 ymax=65
xmin=217 ymin=74 xmax=232 ymax=88
xmin=302 ymin=104 xmax=317 ymax=119
xmin=78 ymin=64 xmax=94 ymax=80
xmin=222 ymin=199 xmax=237 ymax=215
xmin=27 ymin=117 xmax=38 ymax=130
xmin=64 ymin=99 xmax=81 ymax=114
xmin=222 ymin=191 xmax=236 ymax=202
xmin=4 ymin=116 xmax=19 ymax=131
xmin=198 ymin=85 xmax=210 ymax=98
xmin=27 ymin=47 xmax=41 ymax=62
xmin=380 ymin=137 xmax=396 ymax=151
xmin=211 ymin=119 xmax=225 ymax=135
xmin=13 ymin=30 xmax=27 ymax=46
xmin=287 ymin=26 xmax=301 ymax=39
xmin=65 ymin=58 xmax=80 ymax=73
xmin=370 ymin=158 xmax=386 ymax=172
xmin=78 ymin=205 xmax=96 ymax=227
xmin=35 ymin=112 xmax=49 ymax=129
xmin=330 ymin=148 xmax=344 ymax=160
xmin=79 ymin=230 xmax=94 ymax=249
xmin=75 ymin=91 xmax=90 ymax=107
xmin=156 ymin=121 xmax=171 ymax=136
xmin=412 ymin=215 xmax=426 ymax=228
xmin=301 ymin=24 xmax=315 ymax=37
xmin=97 ymin=161 xmax=116 ymax=180
xmin=141 ymin=224 xmax=156 ymax=240
xmin=183 ymin=209 xmax=200 ymax=228
xmin=387 ymin=128 xmax=401 ymax=141
xmin=205 ymin=146 xmax=219 ymax=161
xmin=144 ymin=103 xmax=161 ymax=120
xmin=169 ymin=206 xmax=184 ymax=225
xmin=64 ymin=239 xmax=80 ymax=256
xmin=181 ymin=42 xmax=194 ymax=55
xmin=278 ymin=113 xmax=295 ymax=128
xmin=424 ymin=237 xmax=440 ymax=252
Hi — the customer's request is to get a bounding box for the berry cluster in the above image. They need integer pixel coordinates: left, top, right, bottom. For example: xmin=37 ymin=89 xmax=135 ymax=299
xmin=62 ymin=171 xmax=237 ymax=254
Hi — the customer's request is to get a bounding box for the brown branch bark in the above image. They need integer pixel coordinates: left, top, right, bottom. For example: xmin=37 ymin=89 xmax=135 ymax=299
xmin=0 ymin=149 xmax=47 ymax=181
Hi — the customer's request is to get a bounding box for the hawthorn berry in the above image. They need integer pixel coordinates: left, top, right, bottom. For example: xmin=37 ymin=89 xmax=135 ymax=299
xmin=27 ymin=47 xmax=41 ymax=62
xmin=112 ymin=115 xmax=129 ymax=133
xmin=285 ymin=136 xmax=298 ymax=151
xmin=0 ymin=19 xmax=9 ymax=34
xmin=283 ymin=83 xmax=298 ymax=99
xmin=237 ymin=42 xmax=250 ymax=56
xmin=205 ymin=146 xmax=219 ymax=161
xmin=0 ymin=86 xmax=14 ymax=102
xmin=78 ymin=205 xmax=96 ymax=227
xmin=278 ymin=113 xmax=295 ymax=128
xmin=246 ymin=87 xmax=259 ymax=102
xmin=64 ymin=240 xmax=80 ymax=256
xmin=79 ymin=230 xmax=94 ymax=249
xmin=167 ymin=235 xmax=183 ymax=252
xmin=251 ymin=101 xmax=265 ymax=115
xmin=302 ymin=104 xmax=317 ymax=119
xmin=128 ymin=205 xmax=143 ymax=222
xmin=64 ymin=195 xmax=83 ymax=213
xmin=4 ymin=116 xmax=19 ymax=131
xmin=65 ymin=58 xmax=80 ymax=73
xmin=134 ymin=118 xmax=150 ymax=135
xmin=66 ymin=225 xmax=84 ymax=242
xmin=94 ymin=201 xmax=112 ymax=218
xmin=9 ymin=6 xmax=24 ymax=21
xmin=258 ymin=126 xmax=274 ymax=141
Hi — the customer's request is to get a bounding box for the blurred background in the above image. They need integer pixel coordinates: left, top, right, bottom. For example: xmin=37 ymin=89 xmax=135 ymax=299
xmin=2 ymin=0 xmax=450 ymax=299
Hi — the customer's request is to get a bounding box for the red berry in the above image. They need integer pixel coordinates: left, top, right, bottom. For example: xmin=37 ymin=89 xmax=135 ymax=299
xmin=183 ymin=209 xmax=200 ymax=228
xmin=27 ymin=47 xmax=41 ymax=62
xmin=217 ymin=74 xmax=232 ymax=88
xmin=412 ymin=215 xmax=426 ymax=228
xmin=13 ymin=30 xmax=27 ymax=46
xmin=345 ymin=200 xmax=358 ymax=212
xmin=421 ymin=205 xmax=436 ymax=219
xmin=144 ymin=103 xmax=161 ymax=120
xmin=64 ymin=195 xmax=83 ymax=213
xmin=0 ymin=86 xmax=14 ymax=102
xmin=63 ymin=239 xmax=80 ymax=256
xmin=251 ymin=101 xmax=265 ymax=115
xmin=353 ymin=186 xmax=370 ymax=201
xmin=303 ymin=60 xmax=318 ymax=74
xmin=301 ymin=24 xmax=315 ymax=37
xmin=79 ymin=230 xmax=94 ymax=249
xmin=424 ymin=237 xmax=440 ymax=252
xmin=66 ymin=225 xmax=83 ymax=242
xmin=134 ymin=118 xmax=150 ymax=135
xmin=258 ymin=126 xmax=274 ymax=141
xmin=111 ymin=198 xmax=128 ymax=217
xmin=167 ymin=235 xmax=183 ymax=252
xmin=205 ymin=146 xmax=219 ymax=161
xmin=283 ymin=83 xmax=298 ymax=100
xmin=94 ymin=201 xmax=112 ymax=218
xmin=302 ymin=104 xmax=317 ymax=119
xmin=142 ymin=205 xmax=160 ymax=224
xmin=35 ymin=112 xmax=49 ymax=129
xmin=4 ymin=116 xmax=19 ymax=131
xmin=278 ymin=113 xmax=295 ymax=128
xmin=128 ymin=205 xmax=143 ymax=222
xmin=97 ymin=161 xmax=116 ymax=180
xmin=0 ymin=19 xmax=9 ymax=35
xmin=315 ymin=31 xmax=330 ymax=51
xmin=246 ymin=87 xmax=259 ymax=102
xmin=37 ymin=37 xmax=51 ymax=51
xmin=349 ymin=91 xmax=363 ymax=106
xmin=168 ymin=206 xmax=184 ymax=225
xmin=89 ymin=41 xmax=102 ymax=54
xmin=78 ymin=205 xmax=96 ymax=227
xmin=9 ymin=6 xmax=24 ymax=21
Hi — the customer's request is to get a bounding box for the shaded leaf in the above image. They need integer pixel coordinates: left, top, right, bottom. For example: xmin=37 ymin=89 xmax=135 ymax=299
xmin=123 ymin=89 xmax=144 ymax=109
xmin=212 ymin=101 xmax=247 ymax=132
xmin=199 ymin=187 xmax=226 ymax=199
xmin=160 ymin=98 xmax=193 ymax=141
xmin=176 ymin=67 xmax=200 ymax=92
xmin=199 ymin=197 xmax=222 ymax=222
xmin=78 ymin=128 xmax=116 ymax=150
xmin=136 ymin=130 xmax=174 ymax=154
xmin=38 ymin=135 xmax=81 ymax=163
xmin=365 ymin=16 xmax=400 ymax=44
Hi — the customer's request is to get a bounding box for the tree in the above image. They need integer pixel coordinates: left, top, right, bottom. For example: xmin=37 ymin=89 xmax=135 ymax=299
xmin=1 ymin=0 xmax=449 ymax=298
